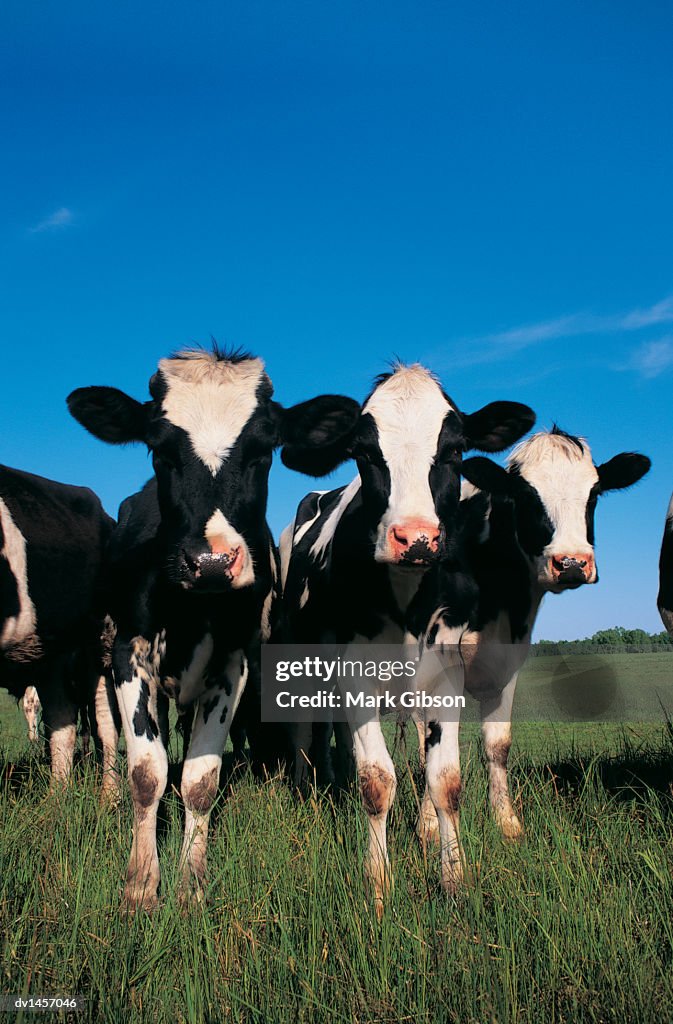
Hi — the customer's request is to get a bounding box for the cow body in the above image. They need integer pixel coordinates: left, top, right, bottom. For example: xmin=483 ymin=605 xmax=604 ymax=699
xmin=658 ymin=495 xmax=673 ymax=637
xmin=280 ymin=364 xmax=534 ymax=908
xmin=410 ymin=428 xmax=651 ymax=866
xmin=68 ymin=346 xmax=359 ymax=908
xmin=0 ymin=464 xmax=115 ymax=782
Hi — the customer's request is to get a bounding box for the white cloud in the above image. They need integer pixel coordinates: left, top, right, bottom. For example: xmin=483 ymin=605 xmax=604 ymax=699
xmin=628 ymin=337 xmax=673 ymax=379
xmin=28 ymin=207 xmax=74 ymax=233
xmin=444 ymin=296 xmax=673 ymax=368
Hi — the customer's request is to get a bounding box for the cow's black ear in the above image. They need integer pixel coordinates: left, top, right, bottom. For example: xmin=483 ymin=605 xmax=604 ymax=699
xmin=461 ymin=457 xmax=514 ymax=496
xmin=277 ymin=395 xmax=361 ymax=476
xmin=67 ymin=386 xmax=149 ymax=445
xmin=463 ymin=402 xmax=536 ymax=453
xmin=597 ymin=453 xmax=651 ymax=493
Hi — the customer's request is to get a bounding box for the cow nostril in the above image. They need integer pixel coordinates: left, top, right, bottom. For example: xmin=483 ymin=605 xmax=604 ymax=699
xmin=392 ymin=528 xmax=409 ymax=547
xmin=553 ymin=556 xmax=588 ymax=572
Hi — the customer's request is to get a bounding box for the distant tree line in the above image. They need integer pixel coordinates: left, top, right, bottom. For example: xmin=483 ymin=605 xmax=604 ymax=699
xmin=532 ymin=626 xmax=673 ymax=656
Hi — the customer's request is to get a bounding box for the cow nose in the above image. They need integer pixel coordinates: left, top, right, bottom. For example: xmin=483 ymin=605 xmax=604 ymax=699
xmin=179 ymin=544 xmax=244 ymax=586
xmin=201 ymin=545 xmax=244 ymax=579
xmin=389 ymin=521 xmax=441 ymax=564
xmin=549 ymin=553 xmax=595 ymax=585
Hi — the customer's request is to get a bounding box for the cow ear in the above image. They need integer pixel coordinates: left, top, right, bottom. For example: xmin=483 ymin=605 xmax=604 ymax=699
xmin=597 ymin=453 xmax=651 ymax=493
xmin=463 ymin=402 xmax=536 ymax=453
xmin=67 ymin=386 xmax=149 ymax=445
xmin=461 ymin=457 xmax=514 ymax=496
xmin=276 ymin=395 xmax=361 ymax=476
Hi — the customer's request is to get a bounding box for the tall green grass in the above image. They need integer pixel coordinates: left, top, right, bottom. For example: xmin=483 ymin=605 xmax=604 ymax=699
xmin=1 ymin=690 xmax=673 ymax=1023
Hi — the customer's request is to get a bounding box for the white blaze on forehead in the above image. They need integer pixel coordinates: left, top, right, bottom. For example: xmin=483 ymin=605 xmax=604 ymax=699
xmin=364 ymin=365 xmax=453 ymax=532
xmin=509 ymin=432 xmax=599 ymax=554
xmin=159 ymin=352 xmax=267 ymax=475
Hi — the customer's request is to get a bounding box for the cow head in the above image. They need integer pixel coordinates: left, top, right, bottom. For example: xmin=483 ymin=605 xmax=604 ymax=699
xmin=68 ymin=348 xmax=359 ymax=592
xmin=282 ymin=363 xmax=535 ymax=566
xmin=462 ymin=428 xmax=651 ymax=592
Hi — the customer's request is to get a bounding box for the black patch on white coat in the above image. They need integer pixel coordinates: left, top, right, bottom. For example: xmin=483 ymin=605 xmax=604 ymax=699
xmin=133 ymin=680 xmax=160 ymax=740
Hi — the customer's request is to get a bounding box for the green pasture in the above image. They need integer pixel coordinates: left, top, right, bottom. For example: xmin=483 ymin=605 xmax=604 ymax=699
xmin=0 ymin=655 xmax=672 ymax=1024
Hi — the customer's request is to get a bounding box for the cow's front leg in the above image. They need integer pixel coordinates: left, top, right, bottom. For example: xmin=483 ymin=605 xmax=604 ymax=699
xmin=40 ymin=659 xmax=78 ymax=787
xmin=349 ymin=715 xmax=396 ymax=917
xmin=94 ymin=670 xmax=121 ymax=804
xmin=422 ymin=642 xmax=465 ymax=892
xmin=114 ymin=637 xmax=168 ymax=911
xmin=179 ymin=650 xmax=248 ymax=899
xmin=411 ymin=623 xmax=465 ymax=851
xmin=480 ymin=672 xmax=523 ymax=840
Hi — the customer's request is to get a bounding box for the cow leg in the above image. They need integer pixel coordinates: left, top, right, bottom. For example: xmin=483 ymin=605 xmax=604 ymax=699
xmin=79 ymin=702 xmax=91 ymax=757
xmin=425 ymin=715 xmax=463 ymax=892
xmin=114 ymin=638 xmax=168 ymax=911
xmin=179 ymin=650 xmax=248 ymax=898
xmin=39 ymin=662 xmax=78 ymax=786
xmin=294 ymin=721 xmax=338 ymax=790
xmin=412 ymin=623 xmax=465 ymax=850
xmin=348 ymin=715 xmax=396 ymax=916
xmin=415 ymin=718 xmax=426 ymax=771
xmin=419 ymin=636 xmax=465 ymax=891
xmin=94 ymin=671 xmax=121 ymax=803
xmin=22 ymin=686 xmax=41 ymax=742
xmin=480 ymin=673 xmax=523 ymax=840
xmin=333 ymin=720 xmax=354 ymax=788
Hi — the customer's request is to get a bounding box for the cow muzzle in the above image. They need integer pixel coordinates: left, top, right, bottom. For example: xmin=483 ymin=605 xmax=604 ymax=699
xmin=385 ymin=520 xmax=441 ymax=566
xmin=179 ymin=543 xmax=250 ymax=590
xmin=548 ymin=552 xmax=596 ymax=588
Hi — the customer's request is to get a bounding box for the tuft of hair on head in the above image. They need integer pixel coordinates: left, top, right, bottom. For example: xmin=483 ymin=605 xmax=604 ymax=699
xmin=549 ymin=424 xmax=585 ymax=454
xmin=364 ymin=360 xmax=444 ymax=406
xmin=508 ymin=426 xmax=590 ymax=470
xmin=170 ymin=340 xmax=255 ymax=365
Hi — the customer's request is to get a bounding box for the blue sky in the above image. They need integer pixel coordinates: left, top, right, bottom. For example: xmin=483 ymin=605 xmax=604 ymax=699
xmin=1 ymin=0 xmax=671 ymax=639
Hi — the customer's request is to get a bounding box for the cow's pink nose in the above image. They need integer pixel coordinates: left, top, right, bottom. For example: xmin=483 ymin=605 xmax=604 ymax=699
xmin=549 ymin=552 xmax=595 ymax=585
xmin=389 ymin=521 xmax=441 ymax=563
xmin=208 ymin=539 xmax=244 ymax=577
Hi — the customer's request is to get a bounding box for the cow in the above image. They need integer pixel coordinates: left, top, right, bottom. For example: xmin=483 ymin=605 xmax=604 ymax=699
xmin=279 ymin=362 xmax=534 ymax=908
xmin=67 ymin=345 xmax=360 ymax=910
xmin=21 ymin=685 xmax=41 ymax=741
xmin=408 ymin=427 xmax=651 ymax=896
xmin=0 ymin=464 xmax=116 ymax=787
xmin=658 ymin=494 xmax=673 ymax=637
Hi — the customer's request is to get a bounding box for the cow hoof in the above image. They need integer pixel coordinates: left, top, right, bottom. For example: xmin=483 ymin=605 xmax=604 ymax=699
xmin=441 ymin=860 xmax=467 ymax=894
xmin=416 ymin=812 xmax=440 ymax=848
xmin=499 ymin=814 xmax=524 ymax=841
xmin=100 ymin=779 xmax=122 ymax=808
xmin=122 ymin=890 xmax=159 ymax=914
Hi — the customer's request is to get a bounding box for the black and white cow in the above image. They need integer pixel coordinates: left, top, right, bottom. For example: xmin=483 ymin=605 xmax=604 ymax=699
xmin=67 ymin=346 xmax=359 ymax=909
xmin=408 ymin=428 xmax=651 ymax=892
xmin=279 ymin=363 xmax=534 ymax=906
xmin=658 ymin=495 xmax=673 ymax=637
xmin=0 ymin=464 xmax=115 ymax=783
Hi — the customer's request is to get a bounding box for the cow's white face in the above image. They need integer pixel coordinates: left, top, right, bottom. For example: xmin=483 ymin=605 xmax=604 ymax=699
xmin=68 ymin=347 xmax=363 ymax=593
xmin=151 ymin=353 xmax=270 ymax=589
xmin=360 ymin=367 xmax=454 ymax=565
xmin=509 ymin=432 xmax=600 ymax=590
